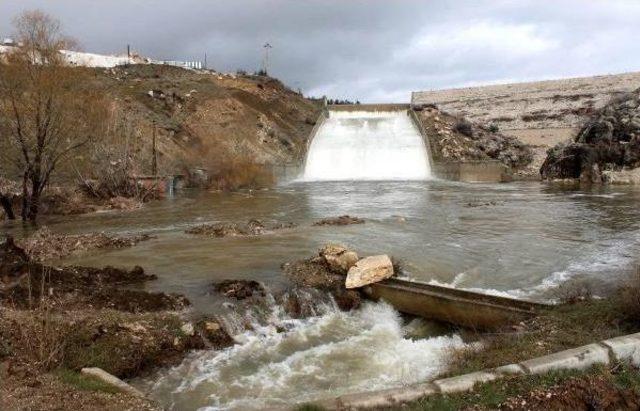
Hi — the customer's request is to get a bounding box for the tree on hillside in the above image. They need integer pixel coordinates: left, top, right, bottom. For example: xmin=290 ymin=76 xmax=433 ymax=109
xmin=0 ymin=10 xmax=107 ymax=221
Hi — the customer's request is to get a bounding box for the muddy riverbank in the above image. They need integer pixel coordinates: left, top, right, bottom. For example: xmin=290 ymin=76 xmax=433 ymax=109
xmin=0 ymin=238 xmax=234 ymax=410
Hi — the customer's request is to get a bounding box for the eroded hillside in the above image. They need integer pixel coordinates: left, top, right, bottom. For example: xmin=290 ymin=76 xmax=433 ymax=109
xmin=79 ymin=65 xmax=322 ymax=177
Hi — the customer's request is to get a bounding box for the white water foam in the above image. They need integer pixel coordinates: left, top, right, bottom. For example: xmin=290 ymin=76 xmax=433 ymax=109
xmin=137 ymin=301 xmax=466 ymax=410
xmin=428 ymin=232 xmax=640 ymax=300
xmin=302 ymin=110 xmax=431 ymax=181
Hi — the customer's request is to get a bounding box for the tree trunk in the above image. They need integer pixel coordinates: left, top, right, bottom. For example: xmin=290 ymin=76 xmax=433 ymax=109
xmin=0 ymin=195 xmax=15 ymax=220
xmin=21 ymin=173 xmax=29 ymax=222
xmin=27 ymin=179 xmax=42 ymax=222
xmin=27 ymin=192 xmax=40 ymax=221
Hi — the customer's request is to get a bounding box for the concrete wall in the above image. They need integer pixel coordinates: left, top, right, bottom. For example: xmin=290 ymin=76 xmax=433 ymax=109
xmin=431 ymin=160 xmax=509 ymax=183
xmin=411 ymin=71 xmax=640 ymax=154
xmin=327 ymin=103 xmax=410 ymax=112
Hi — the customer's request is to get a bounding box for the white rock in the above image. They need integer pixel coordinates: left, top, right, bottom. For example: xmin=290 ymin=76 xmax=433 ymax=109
xmin=320 ymin=244 xmax=359 ymax=274
xmin=181 ymin=322 xmax=195 ymax=336
xmin=81 ymin=367 xmax=144 ymax=397
xmin=345 ymin=255 xmax=394 ymax=289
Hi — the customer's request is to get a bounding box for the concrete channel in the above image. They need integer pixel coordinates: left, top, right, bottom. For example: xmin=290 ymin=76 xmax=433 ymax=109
xmin=363 ymin=278 xmax=549 ymax=330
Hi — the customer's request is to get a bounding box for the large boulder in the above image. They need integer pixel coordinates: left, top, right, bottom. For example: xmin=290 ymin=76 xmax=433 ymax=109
xmin=345 ymin=255 xmax=394 ymax=289
xmin=319 ymin=244 xmax=359 ymax=274
xmin=541 ymin=88 xmax=640 ymax=181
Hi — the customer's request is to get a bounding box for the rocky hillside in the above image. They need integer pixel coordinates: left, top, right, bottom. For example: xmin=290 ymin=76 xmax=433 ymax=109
xmin=415 ymin=106 xmax=533 ymax=174
xmin=540 ymin=88 xmax=640 ymax=182
xmin=71 ymin=65 xmax=322 ymax=179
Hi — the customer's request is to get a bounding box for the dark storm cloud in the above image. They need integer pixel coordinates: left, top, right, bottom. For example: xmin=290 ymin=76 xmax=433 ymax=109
xmin=2 ymin=0 xmax=640 ymax=102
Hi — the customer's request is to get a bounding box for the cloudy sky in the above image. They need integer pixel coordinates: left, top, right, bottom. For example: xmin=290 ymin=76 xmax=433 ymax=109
xmin=2 ymin=0 xmax=640 ymax=102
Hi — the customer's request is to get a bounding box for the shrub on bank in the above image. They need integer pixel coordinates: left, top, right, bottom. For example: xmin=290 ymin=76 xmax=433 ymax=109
xmin=454 ymin=118 xmax=474 ymax=137
xmin=204 ymin=155 xmax=275 ymax=191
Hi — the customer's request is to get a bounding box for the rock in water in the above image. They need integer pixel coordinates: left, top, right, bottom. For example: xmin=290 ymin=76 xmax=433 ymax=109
xmin=345 ymin=255 xmax=394 ymax=289
xmin=319 ymin=244 xmax=359 ymax=274
xmin=212 ymin=279 xmax=265 ymax=300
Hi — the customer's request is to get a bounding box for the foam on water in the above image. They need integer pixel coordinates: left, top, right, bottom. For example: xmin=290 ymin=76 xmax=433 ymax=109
xmin=429 ymin=232 xmax=640 ymax=300
xmin=135 ymin=301 xmax=466 ymax=410
xmin=303 ymin=110 xmax=431 ymax=181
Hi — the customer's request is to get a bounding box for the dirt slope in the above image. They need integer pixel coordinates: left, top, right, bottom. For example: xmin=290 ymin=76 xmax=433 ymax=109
xmin=76 ymin=65 xmax=322 ymax=178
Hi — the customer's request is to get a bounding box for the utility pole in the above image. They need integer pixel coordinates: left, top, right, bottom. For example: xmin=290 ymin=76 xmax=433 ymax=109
xmin=262 ymin=43 xmax=272 ymax=75
xmin=151 ymin=124 xmax=158 ymax=176
xmin=204 ymin=53 xmax=207 ymax=70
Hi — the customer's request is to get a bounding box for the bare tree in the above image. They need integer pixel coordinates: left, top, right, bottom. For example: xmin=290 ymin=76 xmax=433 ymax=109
xmin=0 ymin=10 xmax=107 ymax=221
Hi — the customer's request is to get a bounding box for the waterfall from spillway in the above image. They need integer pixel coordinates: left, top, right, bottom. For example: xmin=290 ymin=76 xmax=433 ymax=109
xmin=302 ymin=110 xmax=432 ymax=181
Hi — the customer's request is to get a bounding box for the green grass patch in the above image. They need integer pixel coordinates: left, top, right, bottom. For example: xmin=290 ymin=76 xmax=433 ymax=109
xmin=54 ymin=368 xmax=120 ymax=394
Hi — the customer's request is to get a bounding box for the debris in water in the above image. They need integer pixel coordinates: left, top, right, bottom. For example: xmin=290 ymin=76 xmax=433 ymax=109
xmin=313 ymin=215 xmax=365 ymax=226
xmin=212 ymin=279 xmax=266 ymax=300
xmin=18 ymin=226 xmax=152 ymax=262
xmin=186 ymin=219 xmax=297 ymax=237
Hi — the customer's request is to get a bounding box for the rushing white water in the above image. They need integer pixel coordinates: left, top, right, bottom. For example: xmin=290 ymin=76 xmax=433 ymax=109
xmin=303 ymin=110 xmax=432 ymax=181
xmin=135 ymin=300 xmax=467 ymax=410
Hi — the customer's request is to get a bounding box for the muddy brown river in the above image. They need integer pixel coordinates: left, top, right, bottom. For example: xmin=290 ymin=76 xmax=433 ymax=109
xmin=4 ymin=180 xmax=640 ymax=409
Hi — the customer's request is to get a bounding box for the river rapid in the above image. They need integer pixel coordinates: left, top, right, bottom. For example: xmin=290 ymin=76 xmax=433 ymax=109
xmin=5 ymin=180 xmax=640 ymax=409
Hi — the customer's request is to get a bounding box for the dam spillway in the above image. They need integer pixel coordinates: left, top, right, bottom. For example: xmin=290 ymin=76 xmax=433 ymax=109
xmin=302 ymin=109 xmax=432 ymax=181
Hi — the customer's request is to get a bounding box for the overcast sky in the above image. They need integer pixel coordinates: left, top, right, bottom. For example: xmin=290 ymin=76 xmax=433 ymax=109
xmin=2 ymin=0 xmax=640 ymax=102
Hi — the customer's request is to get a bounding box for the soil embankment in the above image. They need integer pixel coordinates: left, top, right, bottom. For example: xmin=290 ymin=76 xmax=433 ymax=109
xmin=93 ymin=65 xmax=321 ymax=173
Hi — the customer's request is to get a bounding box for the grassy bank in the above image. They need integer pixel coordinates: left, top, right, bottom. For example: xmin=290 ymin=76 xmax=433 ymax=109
xmin=447 ymin=275 xmax=640 ymax=378
xmin=401 ymin=362 xmax=640 ymax=410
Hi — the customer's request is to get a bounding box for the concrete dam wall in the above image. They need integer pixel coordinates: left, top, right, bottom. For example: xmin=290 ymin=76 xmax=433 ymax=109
xmin=411 ymin=71 xmax=640 ymax=147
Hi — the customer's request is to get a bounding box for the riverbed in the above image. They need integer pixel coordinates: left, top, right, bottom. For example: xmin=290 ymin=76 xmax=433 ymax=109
xmin=4 ymin=180 xmax=640 ymax=409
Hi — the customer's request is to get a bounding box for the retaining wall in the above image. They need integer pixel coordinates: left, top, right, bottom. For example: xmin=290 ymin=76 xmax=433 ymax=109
xmin=431 ymin=160 xmax=509 ymax=183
